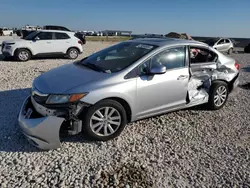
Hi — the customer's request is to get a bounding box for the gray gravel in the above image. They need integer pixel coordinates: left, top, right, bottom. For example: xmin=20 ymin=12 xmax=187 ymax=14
xmin=0 ymin=43 xmax=249 ymax=188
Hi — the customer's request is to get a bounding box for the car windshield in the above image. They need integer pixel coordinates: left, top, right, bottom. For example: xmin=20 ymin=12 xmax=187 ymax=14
xmin=77 ymin=42 xmax=158 ymax=73
xmin=24 ymin=31 xmax=39 ymax=40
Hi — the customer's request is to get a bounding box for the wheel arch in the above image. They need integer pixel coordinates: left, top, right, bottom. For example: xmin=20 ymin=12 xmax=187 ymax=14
xmin=67 ymin=46 xmax=81 ymax=54
xmin=211 ymin=79 xmax=234 ymax=93
xmin=84 ymin=97 xmax=132 ymax=123
xmin=14 ymin=47 xmax=33 ymax=56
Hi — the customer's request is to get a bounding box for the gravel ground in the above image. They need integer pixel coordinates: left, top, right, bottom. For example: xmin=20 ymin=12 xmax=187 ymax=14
xmin=0 ymin=42 xmax=249 ymax=188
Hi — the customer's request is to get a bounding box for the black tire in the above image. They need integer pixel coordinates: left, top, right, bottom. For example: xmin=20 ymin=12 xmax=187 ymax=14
xmin=228 ymin=48 xmax=233 ymax=55
xmin=82 ymin=99 xmax=127 ymax=141
xmin=207 ymin=81 xmax=229 ymax=110
xmin=244 ymin=46 xmax=250 ymax=53
xmin=15 ymin=49 xmax=31 ymax=61
xmin=67 ymin=48 xmax=79 ymax=59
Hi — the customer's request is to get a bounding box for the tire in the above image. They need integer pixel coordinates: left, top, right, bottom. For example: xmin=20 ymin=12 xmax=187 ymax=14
xmin=244 ymin=46 xmax=250 ymax=53
xmin=228 ymin=48 xmax=233 ymax=55
xmin=82 ymin=99 xmax=127 ymax=141
xmin=67 ymin=48 xmax=79 ymax=59
xmin=207 ymin=81 xmax=229 ymax=110
xmin=15 ymin=49 xmax=31 ymax=61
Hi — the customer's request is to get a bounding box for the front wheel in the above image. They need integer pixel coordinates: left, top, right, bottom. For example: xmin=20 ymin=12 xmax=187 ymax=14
xmin=15 ymin=49 xmax=31 ymax=61
xmin=82 ymin=99 xmax=127 ymax=141
xmin=207 ymin=81 xmax=229 ymax=110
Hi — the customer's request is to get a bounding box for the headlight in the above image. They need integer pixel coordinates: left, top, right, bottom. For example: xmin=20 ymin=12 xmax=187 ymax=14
xmin=6 ymin=45 xmax=12 ymax=49
xmin=46 ymin=93 xmax=88 ymax=104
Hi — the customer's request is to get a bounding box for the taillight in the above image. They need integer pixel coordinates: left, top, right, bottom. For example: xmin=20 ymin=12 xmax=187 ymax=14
xmin=234 ymin=62 xmax=240 ymax=70
xmin=78 ymin=40 xmax=83 ymax=45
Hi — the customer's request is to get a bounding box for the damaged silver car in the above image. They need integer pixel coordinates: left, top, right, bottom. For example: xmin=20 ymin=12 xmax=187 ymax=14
xmin=18 ymin=38 xmax=240 ymax=150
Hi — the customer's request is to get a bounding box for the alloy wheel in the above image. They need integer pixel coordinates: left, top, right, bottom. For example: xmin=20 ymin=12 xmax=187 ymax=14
xmin=69 ymin=49 xmax=78 ymax=59
xmin=90 ymin=107 xmax=121 ymax=136
xmin=214 ymin=86 xmax=227 ymax=107
xmin=18 ymin=51 xmax=29 ymax=61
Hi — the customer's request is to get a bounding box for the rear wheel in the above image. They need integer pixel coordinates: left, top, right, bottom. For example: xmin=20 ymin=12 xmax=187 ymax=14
xmin=15 ymin=49 xmax=31 ymax=61
xmin=82 ymin=99 xmax=127 ymax=141
xmin=67 ymin=48 xmax=79 ymax=59
xmin=228 ymin=48 xmax=233 ymax=55
xmin=207 ymin=81 xmax=229 ymax=110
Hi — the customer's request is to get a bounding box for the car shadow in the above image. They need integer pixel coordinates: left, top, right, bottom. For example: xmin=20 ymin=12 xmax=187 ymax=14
xmin=241 ymin=66 xmax=250 ymax=72
xmin=239 ymin=83 xmax=250 ymax=90
xmin=0 ymin=54 xmax=5 ymax=60
xmin=0 ymin=88 xmax=40 ymax=152
xmin=0 ymin=88 xmax=98 ymax=152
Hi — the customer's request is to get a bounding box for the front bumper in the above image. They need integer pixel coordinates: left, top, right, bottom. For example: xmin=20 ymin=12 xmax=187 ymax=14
xmin=1 ymin=45 xmax=14 ymax=57
xmin=18 ymin=97 xmax=65 ymax=150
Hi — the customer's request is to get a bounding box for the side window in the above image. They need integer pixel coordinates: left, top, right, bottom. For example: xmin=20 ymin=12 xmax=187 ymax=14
xmin=225 ymin=39 xmax=230 ymax=43
xmin=55 ymin=32 xmax=70 ymax=39
xmin=151 ymin=47 xmax=185 ymax=70
xmin=217 ymin=39 xmax=225 ymax=44
xmin=138 ymin=58 xmax=151 ymax=75
xmin=190 ymin=47 xmax=217 ymax=64
xmin=36 ymin=32 xmax=53 ymax=40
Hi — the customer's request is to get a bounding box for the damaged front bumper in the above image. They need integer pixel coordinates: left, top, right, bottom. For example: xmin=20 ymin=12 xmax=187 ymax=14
xmin=18 ymin=97 xmax=65 ymax=150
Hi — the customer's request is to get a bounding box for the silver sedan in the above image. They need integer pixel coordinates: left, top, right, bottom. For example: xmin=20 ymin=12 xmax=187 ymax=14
xmin=18 ymin=38 xmax=240 ymax=150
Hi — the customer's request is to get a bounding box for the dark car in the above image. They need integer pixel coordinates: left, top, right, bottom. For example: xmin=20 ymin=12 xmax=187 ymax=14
xmin=244 ymin=43 xmax=250 ymax=53
xmin=43 ymin=25 xmax=71 ymax=31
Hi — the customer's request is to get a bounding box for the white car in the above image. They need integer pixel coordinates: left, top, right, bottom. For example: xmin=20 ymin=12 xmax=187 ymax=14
xmin=1 ymin=30 xmax=83 ymax=61
xmin=205 ymin=38 xmax=234 ymax=54
xmin=0 ymin=27 xmax=13 ymax=36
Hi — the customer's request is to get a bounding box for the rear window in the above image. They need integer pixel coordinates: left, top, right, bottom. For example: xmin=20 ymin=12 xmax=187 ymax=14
xmin=36 ymin=32 xmax=53 ymax=40
xmin=190 ymin=47 xmax=218 ymax=64
xmin=55 ymin=32 xmax=70 ymax=39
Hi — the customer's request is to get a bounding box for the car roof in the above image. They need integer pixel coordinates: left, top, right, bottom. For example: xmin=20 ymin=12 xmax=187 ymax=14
xmin=129 ymin=37 xmax=206 ymax=47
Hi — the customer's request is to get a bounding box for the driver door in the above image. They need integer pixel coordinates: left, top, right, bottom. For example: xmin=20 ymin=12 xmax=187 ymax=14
xmin=31 ymin=32 xmax=54 ymax=55
xmin=215 ymin=39 xmax=226 ymax=51
xmin=135 ymin=46 xmax=189 ymax=119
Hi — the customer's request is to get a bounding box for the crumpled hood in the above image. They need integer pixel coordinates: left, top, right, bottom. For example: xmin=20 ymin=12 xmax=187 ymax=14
xmin=33 ymin=63 xmax=108 ymax=94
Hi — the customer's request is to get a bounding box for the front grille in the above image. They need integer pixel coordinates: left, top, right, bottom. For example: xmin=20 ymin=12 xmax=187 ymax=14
xmin=32 ymin=94 xmax=48 ymax=105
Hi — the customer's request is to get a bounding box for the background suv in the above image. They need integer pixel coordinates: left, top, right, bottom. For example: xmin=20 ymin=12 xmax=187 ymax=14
xmin=1 ymin=30 xmax=83 ymax=61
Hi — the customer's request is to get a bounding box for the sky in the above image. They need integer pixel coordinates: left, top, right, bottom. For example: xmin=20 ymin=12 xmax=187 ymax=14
xmin=0 ymin=0 xmax=249 ymax=38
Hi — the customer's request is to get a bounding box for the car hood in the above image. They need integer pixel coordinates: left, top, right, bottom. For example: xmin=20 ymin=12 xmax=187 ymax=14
xmin=33 ymin=63 xmax=109 ymax=94
xmin=3 ymin=39 xmax=25 ymax=44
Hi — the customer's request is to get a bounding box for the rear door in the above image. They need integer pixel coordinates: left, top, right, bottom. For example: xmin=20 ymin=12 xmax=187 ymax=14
xmin=189 ymin=46 xmax=218 ymax=74
xmin=54 ymin=32 xmax=71 ymax=53
xmin=135 ymin=46 xmax=190 ymax=118
xmin=224 ymin=39 xmax=231 ymax=50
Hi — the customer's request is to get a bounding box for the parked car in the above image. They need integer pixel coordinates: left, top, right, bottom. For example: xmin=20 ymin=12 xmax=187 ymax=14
xmin=1 ymin=30 xmax=83 ymax=61
xmin=244 ymin=43 xmax=250 ymax=53
xmin=0 ymin=27 xmax=13 ymax=36
xmin=204 ymin=38 xmax=234 ymax=54
xmin=18 ymin=38 xmax=239 ymax=149
xmin=43 ymin=25 xmax=71 ymax=31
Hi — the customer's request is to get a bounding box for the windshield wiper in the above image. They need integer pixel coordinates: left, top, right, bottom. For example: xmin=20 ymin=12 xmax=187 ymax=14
xmin=80 ymin=63 xmax=106 ymax=73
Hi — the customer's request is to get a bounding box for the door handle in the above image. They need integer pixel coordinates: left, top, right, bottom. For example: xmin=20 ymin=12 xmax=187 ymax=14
xmin=47 ymin=42 xmax=51 ymax=44
xmin=177 ymin=75 xmax=189 ymax=80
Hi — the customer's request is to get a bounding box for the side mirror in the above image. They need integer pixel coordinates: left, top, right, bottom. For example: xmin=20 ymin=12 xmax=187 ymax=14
xmin=150 ymin=64 xmax=166 ymax=74
xmin=34 ymin=36 xmax=39 ymax=41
